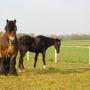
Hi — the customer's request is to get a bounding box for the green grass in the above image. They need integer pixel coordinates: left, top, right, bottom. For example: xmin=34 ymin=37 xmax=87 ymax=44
xmin=0 ymin=40 xmax=90 ymax=90
xmin=62 ymin=40 xmax=90 ymax=46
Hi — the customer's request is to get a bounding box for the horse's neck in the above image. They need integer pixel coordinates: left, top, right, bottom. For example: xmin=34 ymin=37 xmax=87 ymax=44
xmin=46 ymin=38 xmax=55 ymax=48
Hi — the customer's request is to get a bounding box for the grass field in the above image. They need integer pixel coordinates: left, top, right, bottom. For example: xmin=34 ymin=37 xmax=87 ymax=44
xmin=0 ymin=40 xmax=90 ymax=90
xmin=62 ymin=40 xmax=90 ymax=46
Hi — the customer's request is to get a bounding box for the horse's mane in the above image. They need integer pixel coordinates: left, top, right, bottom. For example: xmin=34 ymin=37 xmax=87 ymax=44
xmin=37 ymin=35 xmax=49 ymax=38
xmin=36 ymin=35 xmax=55 ymax=42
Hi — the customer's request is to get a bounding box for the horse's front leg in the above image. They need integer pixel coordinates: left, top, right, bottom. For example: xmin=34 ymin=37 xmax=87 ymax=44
xmin=42 ymin=51 xmax=46 ymax=69
xmin=4 ymin=57 xmax=10 ymax=75
xmin=34 ymin=52 xmax=39 ymax=68
xmin=0 ymin=57 xmax=6 ymax=75
xmin=9 ymin=56 xmax=17 ymax=76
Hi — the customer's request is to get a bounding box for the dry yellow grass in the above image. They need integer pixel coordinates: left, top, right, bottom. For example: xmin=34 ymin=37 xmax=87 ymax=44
xmin=0 ymin=40 xmax=90 ymax=90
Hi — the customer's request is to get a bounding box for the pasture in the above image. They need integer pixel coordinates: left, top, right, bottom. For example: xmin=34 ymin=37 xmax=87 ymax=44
xmin=0 ymin=40 xmax=90 ymax=90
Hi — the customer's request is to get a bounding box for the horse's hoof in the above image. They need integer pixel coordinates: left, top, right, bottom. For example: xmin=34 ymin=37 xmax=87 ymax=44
xmin=34 ymin=66 xmax=36 ymax=69
xmin=18 ymin=69 xmax=22 ymax=72
xmin=22 ymin=69 xmax=25 ymax=72
xmin=9 ymin=71 xmax=18 ymax=76
xmin=43 ymin=65 xmax=46 ymax=69
xmin=10 ymin=73 xmax=17 ymax=76
xmin=0 ymin=72 xmax=7 ymax=76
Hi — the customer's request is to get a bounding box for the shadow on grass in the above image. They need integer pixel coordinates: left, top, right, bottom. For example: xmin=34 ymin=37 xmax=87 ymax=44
xmin=34 ymin=67 xmax=90 ymax=75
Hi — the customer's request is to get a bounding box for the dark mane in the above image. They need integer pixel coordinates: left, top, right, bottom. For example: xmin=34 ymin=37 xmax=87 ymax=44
xmin=37 ymin=35 xmax=60 ymax=41
xmin=36 ymin=35 xmax=60 ymax=48
xmin=37 ymin=35 xmax=55 ymax=42
xmin=37 ymin=35 xmax=54 ymax=40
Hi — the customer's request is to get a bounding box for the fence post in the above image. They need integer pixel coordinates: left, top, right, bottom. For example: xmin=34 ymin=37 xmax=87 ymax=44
xmin=27 ymin=51 xmax=30 ymax=61
xmin=89 ymin=47 xmax=90 ymax=64
xmin=55 ymin=49 xmax=57 ymax=63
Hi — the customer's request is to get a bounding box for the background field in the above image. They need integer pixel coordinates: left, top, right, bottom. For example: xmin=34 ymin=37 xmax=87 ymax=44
xmin=0 ymin=40 xmax=90 ymax=90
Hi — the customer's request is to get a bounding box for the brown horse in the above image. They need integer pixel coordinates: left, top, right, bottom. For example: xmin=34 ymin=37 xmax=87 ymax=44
xmin=0 ymin=20 xmax=18 ymax=75
xmin=18 ymin=35 xmax=61 ymax=71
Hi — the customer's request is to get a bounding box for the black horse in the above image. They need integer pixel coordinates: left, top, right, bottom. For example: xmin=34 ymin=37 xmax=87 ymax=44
xmin=0 ymin=20 xmax=18 ymax=75
xmin=18 ymin=35 xmax=61 ymax=71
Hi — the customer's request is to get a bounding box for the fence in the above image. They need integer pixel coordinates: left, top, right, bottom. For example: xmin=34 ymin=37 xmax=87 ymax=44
xmin=62 ymin=46 xmax=90 ymax=64
xmin=26 ymin=49 xmax=58 ymax=63
xmin=26 ymin=46 xmax=90 ymax=64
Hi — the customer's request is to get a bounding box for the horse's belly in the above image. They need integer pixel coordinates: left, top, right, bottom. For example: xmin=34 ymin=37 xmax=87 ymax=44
xmin=30 ymin=48 xmax=41 ymax=53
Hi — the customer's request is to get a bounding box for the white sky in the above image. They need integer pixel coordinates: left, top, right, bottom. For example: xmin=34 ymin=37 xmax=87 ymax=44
xmin=0 ymin=0 xmax=90 ymax=35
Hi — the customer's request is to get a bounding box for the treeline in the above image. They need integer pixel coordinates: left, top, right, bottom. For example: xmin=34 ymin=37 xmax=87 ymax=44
xmin=49 ymin=34 xmax=90 ymax=40
xmin=17 ymin=33 xmax=90 ymax=40
xmin=0 ymin=32 xmax=90 ymax=40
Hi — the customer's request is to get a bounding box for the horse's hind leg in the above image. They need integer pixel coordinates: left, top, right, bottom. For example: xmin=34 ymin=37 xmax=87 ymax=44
xmin=34 ymin=52 xmax=39 ymax=68
xmin=21 ymin=57 xmax=24 ymax=69
xmin=18 ymin=52 xmax=26 ymax=71
xmin=18 ymin=55 xmax=24 ymax=71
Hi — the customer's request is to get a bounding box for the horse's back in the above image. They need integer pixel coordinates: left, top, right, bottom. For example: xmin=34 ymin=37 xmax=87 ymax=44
xmin=18 ymin=35 xmax=45 ymax=52
xmin=18 ymin=35 xmax=34 ymax=52
xmin=36 ymin=35 xmax=49 ymax=42
xmin=19 ymin=35 xmax=34 ymax=45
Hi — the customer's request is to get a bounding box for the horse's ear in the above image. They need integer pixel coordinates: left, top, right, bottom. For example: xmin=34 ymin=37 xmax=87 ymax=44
xmin=14 ymin=20 xmax=16 ymax=24
xmin=6 ymin=19 xmax=9 ymax=23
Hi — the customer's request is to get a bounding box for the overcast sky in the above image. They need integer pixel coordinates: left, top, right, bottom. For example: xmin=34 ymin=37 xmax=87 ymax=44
xmin=0 ymin=0 xmax=90 ymax=35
